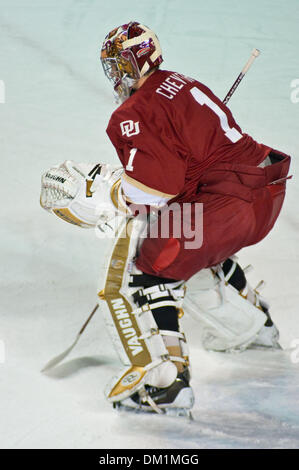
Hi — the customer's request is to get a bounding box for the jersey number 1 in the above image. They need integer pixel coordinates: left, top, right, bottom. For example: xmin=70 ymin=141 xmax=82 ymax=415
xmin=126 ymin=148 xmax=138 ymax=172
xmin=190 ymin=87 xmax=242 ymax=143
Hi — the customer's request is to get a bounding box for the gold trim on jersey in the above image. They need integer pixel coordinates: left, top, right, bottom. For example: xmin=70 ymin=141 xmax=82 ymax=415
xmin=122 ymin=173 xmax=177 ymax=199
xmin=110 ymin=179 xmax=130 ymax=214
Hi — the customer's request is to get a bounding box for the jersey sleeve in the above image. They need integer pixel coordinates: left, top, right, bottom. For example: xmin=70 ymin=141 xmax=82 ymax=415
xmin=106 ymin=106 xmax=187 ymax=206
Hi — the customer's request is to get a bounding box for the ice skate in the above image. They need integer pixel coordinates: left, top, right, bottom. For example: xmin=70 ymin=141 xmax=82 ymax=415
xmin=249 ymin=323 xmax=281 ymax=350
xmin=248 ymin=301 xmax=282 ymax=350
xmin=114 ymin=368 xmax=194 ymax=417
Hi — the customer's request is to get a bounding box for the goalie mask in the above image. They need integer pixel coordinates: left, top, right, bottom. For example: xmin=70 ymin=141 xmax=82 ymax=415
xmin=100 ymin=21 xmax=163 ymax=103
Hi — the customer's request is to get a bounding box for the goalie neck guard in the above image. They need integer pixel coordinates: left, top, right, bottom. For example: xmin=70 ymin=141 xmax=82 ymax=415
xmin=100 ymin=21 xmax=163 ymax=103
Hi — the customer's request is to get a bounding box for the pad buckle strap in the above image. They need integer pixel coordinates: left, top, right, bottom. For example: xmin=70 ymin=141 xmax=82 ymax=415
xmin=132 ymin=300 xmax=179 ymax=315
xmin=169 ymin=288 xmax=185 ymax=300
xmin=149 ymin=300 xmax=179 ymax=310
xmin=160 ymin=330 xmax=185 ymax=341
xmin=134 ymin=282 xmax=185 ymax=298
xmin=254 ymin=280 xmax=265 ymax=294
xmin=141 ymin=284 xmax=168 ymax=296
xmin=138 ymin=328 xmax=160 ymax=340
xmin=131 ymin=304 xmax=151 ymax=316
xmin=143 ymin=356 xmax=170 ymax=373
xmin=145 ymin=289 xmax=173 ymax=302
xmin=138 ymin=387 xmax=164 ymax=415
xmin=168 ymin=355 xmax=188 ymax=364
xmin=240 ymin=285 xmax=249 ymax=299
xmin=224 ymin=261 xmax=237 ymax=283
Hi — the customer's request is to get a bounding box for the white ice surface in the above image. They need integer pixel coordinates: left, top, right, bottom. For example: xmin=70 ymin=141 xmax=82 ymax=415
xmin=0 ymin=0 xmax=299 ymax=449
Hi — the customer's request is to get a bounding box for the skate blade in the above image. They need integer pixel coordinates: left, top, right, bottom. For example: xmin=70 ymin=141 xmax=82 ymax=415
xmin=164 ymin=407 xmax=194 ymax=420
xmin=114 ymin=402 xmax=193 ymax=419
xmin=248 ymin=342 xmax=283 ymax=351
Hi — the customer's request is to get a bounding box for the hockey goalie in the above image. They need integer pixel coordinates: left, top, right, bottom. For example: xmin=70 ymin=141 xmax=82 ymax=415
xmin=40 ymin=22 xmax=291 ymax=417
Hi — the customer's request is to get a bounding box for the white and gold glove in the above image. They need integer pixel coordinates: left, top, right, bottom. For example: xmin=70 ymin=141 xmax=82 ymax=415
xmin=40 ymin=160 xmax=128 ymax=230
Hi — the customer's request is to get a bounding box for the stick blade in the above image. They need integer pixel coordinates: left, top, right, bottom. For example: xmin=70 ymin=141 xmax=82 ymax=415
xmin=41 ymin=335 xmax=80 ymax=373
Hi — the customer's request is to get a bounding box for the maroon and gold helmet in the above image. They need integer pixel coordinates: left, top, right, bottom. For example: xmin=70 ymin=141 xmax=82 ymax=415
xmin=101 ymin=22 xmax=163 ymax=102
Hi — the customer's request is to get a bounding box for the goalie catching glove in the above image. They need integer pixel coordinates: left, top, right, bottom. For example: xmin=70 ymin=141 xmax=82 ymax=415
xmin=40 ymin=160 xmax=128 ymax=231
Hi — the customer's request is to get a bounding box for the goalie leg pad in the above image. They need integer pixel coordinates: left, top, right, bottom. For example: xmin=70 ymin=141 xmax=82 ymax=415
xmin=99 ymin=217 xmax=191 ymax=404
xmin=184 ymin=265 xmax=267 ymax=351
xmin=221 ymin=258 xmax=280 ymax=348
xmin=106 ymin=273 xmax=192 ymax=410
xmin=98 ymin=217 xmax=151 ymax=367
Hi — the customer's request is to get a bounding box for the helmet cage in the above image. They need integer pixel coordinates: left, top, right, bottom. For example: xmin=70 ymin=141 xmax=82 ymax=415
xmin=101 ymin=48 xmax=140 ymax=102
xmin=101 ymin=49 xmax=140 ymax=84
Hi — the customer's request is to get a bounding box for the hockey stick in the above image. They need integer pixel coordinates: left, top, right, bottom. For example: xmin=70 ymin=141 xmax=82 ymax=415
xmin=41 ymin=304 xmax=99 ymax=372
xmin=223 ymin=48 xmax=260 ymax=104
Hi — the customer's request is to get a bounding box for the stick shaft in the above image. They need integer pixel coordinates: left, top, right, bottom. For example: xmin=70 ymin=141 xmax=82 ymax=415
xmin=79 ymin=304 xmax=99 ymax=334
xmin=41 ymin=303 xmax=99 ymax=372
xmin=223 ymin=48 xmax=260 ymax=105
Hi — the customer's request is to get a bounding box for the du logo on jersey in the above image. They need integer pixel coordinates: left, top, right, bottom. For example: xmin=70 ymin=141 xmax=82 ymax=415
xmin=120 ymin=120 xmax=140 ymax=138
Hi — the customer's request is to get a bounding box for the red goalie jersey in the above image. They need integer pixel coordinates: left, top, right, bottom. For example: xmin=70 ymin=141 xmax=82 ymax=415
xmin=107 ymin=69 xmax=271 ymax=206
xmin=106 ymin=69 xmax=290 ymax=280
